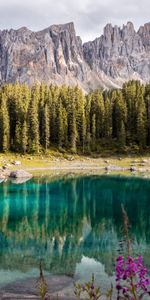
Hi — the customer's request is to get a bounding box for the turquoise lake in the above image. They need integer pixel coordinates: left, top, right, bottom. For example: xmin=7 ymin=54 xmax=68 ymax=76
xmin=0 ymin=175 xmax=150 ymax=288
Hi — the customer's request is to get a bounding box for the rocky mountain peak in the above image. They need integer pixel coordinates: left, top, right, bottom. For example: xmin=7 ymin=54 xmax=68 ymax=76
xmin=0 ymin=21 xmax=149 ymax=90
xmin=138 ymin=22 xmax=150 ymax=50
xmin=50 ymin=22 xmax=75 ymax=33
xmin=83 ymin=21 xmax=150 ymax=83
xmin=103 ymin=23 xmax=113 ymax=37
xmin=125 ymin=21 xmax=135 ymax=33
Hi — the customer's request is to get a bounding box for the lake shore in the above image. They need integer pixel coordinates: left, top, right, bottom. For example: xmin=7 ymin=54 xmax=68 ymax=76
xmin=0 ymin=274 xmax=76 ymax=300
xmin=1 ymin=153 xmax=150 ymax=178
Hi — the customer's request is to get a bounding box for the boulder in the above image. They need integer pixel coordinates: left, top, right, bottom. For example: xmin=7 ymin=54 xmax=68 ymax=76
xmin=9 ymin=170 xmax=32 ymax=179
xmin=104 ymin=160 xmax=109 ymax=164
xmin=67 ymin=157 xmax=75 ymax=161
xmin=5 ymin=163 xmax=12 ymax=167
xmin=2 ymin=165 xmax=8 ymax=170
xmin=12 ymin=161 xmax=21 ymax=165
xmin=105 ymin=165 xmax=126 ymax=171
xmin=130 ymin=167 xmax=137 ymax=172
xmin=140 ymin=163 xmax=146 ymax=167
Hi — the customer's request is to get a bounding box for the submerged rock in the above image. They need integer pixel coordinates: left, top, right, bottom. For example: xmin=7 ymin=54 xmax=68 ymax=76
xmin=10 ymin=177 xmax=32 ymax=184
xmin=9 ymin=170 xmax=32 ymax=178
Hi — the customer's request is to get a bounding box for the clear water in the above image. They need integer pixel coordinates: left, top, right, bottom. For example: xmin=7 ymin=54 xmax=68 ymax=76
xmin=0 ymin=175 xmax=150 ymax=288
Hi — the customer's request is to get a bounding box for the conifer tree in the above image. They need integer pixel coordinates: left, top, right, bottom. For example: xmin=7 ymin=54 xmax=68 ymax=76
xmin=91 ymin=114 xmax=96 ymax=150
xmin=104 ymin=97 xmax=112 ymax=139
xmin=74 ymin=87 xmax=86 ymax=152
xmin=112 ymin=90 xmax=127 ymax=145
xmin=28 ymin=85 xmax=40 ymax=153
xmin=0 ymin=81 xmax=149 ymax=154
xmin=43 ymin=103 xmax=50 ymax=151
xmin=68 ymin=88 xmax=77 ymax=153
xmin=0 ymin=93 xmax=10 ymax=152
xmin=145 ymin=86 xmax=150 ymax=145
xmin=136 ymin=92 xmax=147 ymax=149
xmin=57 ymin=101 xmax=68 ymax=148
xmin=21 ymin=120 xmax=28 ymax=153
xmin=85 ymin=93 xmax=92 ymax=152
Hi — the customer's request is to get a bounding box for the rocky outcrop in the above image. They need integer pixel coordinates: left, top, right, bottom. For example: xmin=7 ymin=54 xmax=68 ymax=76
xmin=0 ymin=22 xmax=91 ymax=90
xmin=83 ymin=21 xmax=150 ymax=85
xmin=9 ymin=170 xmax=32 ymax=178
xmin=0 ymin=21 xmax=150 ymax=90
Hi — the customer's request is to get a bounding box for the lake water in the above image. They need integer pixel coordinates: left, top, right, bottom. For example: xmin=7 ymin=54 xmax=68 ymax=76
xmin=0 ymin=175 xmax=150 ymax=291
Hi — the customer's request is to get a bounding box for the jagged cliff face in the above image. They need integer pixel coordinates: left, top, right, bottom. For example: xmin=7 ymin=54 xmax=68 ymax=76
xmin=0 ymin=21 xmax=150 ymax=90
xmin=83 ymin=22 xmax=150 ymax=85
xmin=0 ymin=22 xmax=89 ymax=87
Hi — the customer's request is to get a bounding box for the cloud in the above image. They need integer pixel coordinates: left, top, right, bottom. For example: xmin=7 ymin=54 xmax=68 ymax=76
xmin=0 ymin=0 xmax=149 ymax=42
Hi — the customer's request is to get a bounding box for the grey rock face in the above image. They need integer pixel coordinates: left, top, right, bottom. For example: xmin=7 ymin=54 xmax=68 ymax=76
xmin=83 ymin=21 xmax=150 ymax=84
xmin=0 ymin=21 xmax=150 ymax=90
xmin=0 ymin=22 xmax=89 ymax=87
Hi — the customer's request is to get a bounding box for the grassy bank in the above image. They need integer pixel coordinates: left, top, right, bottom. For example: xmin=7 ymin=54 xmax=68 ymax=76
xmin=0 ymin=150 xmax=150 ymax=177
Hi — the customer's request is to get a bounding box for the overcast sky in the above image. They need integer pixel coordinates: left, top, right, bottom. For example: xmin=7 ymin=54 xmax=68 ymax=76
xmin=0 ymin=0 xmax=149 ymax=42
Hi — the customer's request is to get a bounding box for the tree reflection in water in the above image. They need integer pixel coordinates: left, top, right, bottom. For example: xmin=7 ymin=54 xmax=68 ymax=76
xmin=0 ymin=175 xmax=150 ymax=286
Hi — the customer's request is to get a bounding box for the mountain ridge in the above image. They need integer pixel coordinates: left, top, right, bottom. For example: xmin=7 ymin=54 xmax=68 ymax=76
xmin=0 ymin=21 xmax=149 ymax=90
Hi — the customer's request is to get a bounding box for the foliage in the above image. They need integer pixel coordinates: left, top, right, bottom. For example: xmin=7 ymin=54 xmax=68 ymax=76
xmin=36 ymin=201 xmax=150 ymax=300
xmin=74 ymin=274 xmax=113 ymax=300
xmin=0 ymin=80 xmax=150 ymax=153
xmin=116 ymin=255 xmax=150 ymax=299
xmin=74 ymin=205 xmax=150 ymax=300
xmin=38 ymin=261 xmax=49 ymax=300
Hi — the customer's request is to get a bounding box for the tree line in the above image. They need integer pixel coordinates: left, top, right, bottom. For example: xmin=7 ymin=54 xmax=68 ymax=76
xmin=0 ymin=80 xmax=150 ymax=154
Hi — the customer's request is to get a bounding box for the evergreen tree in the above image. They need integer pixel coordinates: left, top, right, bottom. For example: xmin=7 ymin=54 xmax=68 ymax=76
xmin=68 ymin=88 xmax=77 ymax=153
xmin=0 ymin=93 xmax=10 ymax=152
xmin=49 ymin=85 xmax=59 ymax=144
xmin=0 ymin=81 xmax=149 ymax=154
xmin=57 ymin=101 xmax=68 ymax=148
xmin=91 ymin=114 xmax=96 ymax=150
xmin=145 ymin=84 xmax=150 ymax=145
xmin=112 ymin=90 xmax=127 ymax=146
xmin=136 ymin=86 xmax=147 ymax=149
xmin=104 ymin=97 xmax=112 ymax=139
xmin=118 ymin=120 xmax=126 ymax=149
xmin=91 ymin=90 xmax=105 ymax=140
xmin=74 ymin=87 xmax=86 ymax=152
xmin=21 ymin=120 xmax=28 ymax=153
xmin=85 ymin=93 xmax=92 ymax=152
xmin=28 ymin=85 xmax=40 ymax=153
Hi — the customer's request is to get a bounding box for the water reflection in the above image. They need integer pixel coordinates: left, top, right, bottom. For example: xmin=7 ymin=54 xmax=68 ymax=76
xmin=0 ymin=175 xmax=150 ymax=286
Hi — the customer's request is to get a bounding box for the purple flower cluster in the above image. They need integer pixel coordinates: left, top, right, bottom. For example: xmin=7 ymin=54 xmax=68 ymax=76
xmin=115 ymin=255 xmax=150 ymax=299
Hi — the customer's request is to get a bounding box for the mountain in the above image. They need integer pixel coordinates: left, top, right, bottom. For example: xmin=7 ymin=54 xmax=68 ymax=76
xmin=0 ymin=21 xmax=149 ymax=90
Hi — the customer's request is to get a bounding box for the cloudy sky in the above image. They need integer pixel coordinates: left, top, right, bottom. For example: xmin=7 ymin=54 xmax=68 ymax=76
xmin=0 ymin=0 xmax=149 ymax=42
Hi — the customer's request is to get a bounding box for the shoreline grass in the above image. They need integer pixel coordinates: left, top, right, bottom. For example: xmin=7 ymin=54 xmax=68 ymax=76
xmin=1 ymin=151 xmax=150 ymax=178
